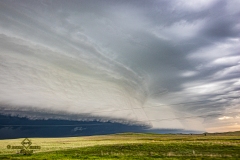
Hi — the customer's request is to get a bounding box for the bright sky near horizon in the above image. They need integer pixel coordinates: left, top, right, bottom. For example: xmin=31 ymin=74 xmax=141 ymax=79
xmin=0 ymin=0 xmax=239 ymax=133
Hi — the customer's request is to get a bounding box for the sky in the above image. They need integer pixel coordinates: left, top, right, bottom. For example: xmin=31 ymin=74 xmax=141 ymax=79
xmin=0 ymin=0 xmax=239 ymax=133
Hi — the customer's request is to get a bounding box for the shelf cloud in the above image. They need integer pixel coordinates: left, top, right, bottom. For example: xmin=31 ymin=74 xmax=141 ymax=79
xmin=0 ymin=0 xmax=239 ymax=132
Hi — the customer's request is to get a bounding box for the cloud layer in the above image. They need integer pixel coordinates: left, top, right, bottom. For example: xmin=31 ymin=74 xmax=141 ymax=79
xmin=0 ymin=0 xmax=239 ymax=132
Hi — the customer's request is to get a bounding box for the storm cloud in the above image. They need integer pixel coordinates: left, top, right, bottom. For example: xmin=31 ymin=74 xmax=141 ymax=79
xmin=0 ymin=0 xmax=239 ymax=132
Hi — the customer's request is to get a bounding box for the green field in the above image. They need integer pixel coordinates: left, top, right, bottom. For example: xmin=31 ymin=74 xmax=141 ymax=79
xmin=0 ymin=132 xmax=240 ymax=159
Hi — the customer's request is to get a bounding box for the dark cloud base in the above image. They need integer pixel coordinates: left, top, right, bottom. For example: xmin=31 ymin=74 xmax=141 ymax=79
xmin=0 ymin=114 xmax=200 ymax=139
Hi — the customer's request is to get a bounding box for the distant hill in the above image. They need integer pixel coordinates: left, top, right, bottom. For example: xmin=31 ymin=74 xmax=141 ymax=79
xmin=206 ymin=131 xmax=240 ymax=136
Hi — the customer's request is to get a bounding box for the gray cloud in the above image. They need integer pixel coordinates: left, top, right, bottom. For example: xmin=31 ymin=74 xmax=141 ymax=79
xmin=0 ymin=0 xmax=239 ymax=132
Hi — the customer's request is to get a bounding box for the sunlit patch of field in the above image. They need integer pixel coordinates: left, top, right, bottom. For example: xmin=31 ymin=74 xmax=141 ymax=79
xmin=0 ymin=132 xmax=240 ymax=159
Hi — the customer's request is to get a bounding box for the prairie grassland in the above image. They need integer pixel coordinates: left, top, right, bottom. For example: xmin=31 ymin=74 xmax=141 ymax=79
xmin=0 ymin=132 xmax=239 ymax=159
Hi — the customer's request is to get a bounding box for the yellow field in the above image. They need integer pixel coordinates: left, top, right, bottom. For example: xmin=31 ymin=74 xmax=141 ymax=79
xmin=0 ymin=132 xmax=239 ymax=159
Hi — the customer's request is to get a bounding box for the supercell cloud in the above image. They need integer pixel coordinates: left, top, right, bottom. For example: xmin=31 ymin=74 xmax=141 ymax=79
xmin=0 ymin=0 xmax=239 ymax=132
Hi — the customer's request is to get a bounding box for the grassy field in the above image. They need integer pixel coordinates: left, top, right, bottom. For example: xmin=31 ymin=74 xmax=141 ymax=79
xmin=0 ymin=132 xmax=239 ymax=159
